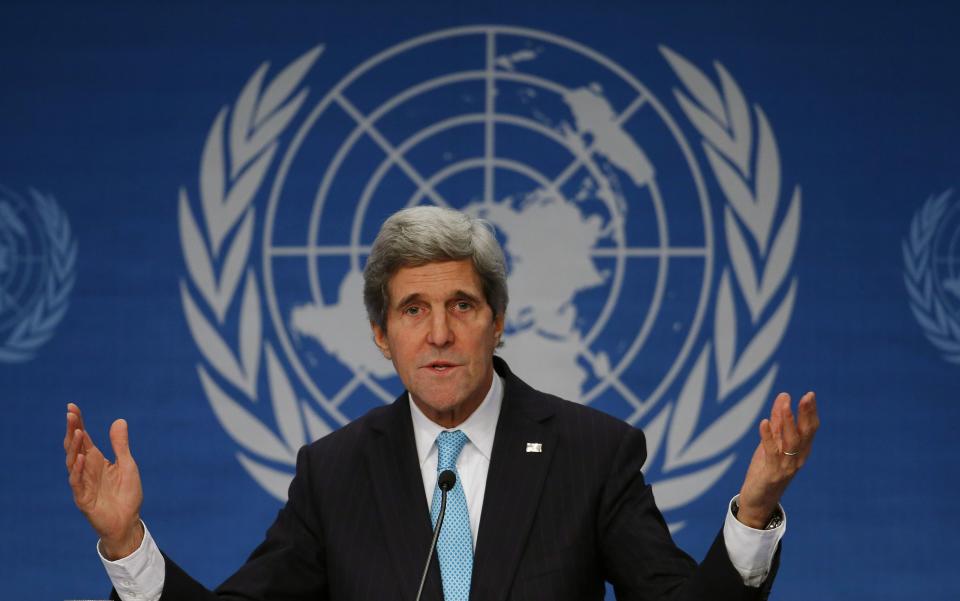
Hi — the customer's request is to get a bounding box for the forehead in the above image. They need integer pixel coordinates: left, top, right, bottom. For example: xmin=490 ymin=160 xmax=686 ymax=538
xmin=387 ymin=259 xmax=483 ymax=302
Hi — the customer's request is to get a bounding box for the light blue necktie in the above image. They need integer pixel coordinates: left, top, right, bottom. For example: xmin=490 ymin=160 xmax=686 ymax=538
xmin=430 ymin=430 xmax=473 ymax=601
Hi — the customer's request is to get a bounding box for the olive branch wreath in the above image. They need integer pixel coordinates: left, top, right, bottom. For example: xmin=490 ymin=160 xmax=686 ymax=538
xmin=178 ymin=44 xmax=800 ymax=507
xmin=902 ymin=190 xmax=960 ymax=364
xmin=0 ymin=189 xmax=77 ymax=363
xmin=641 ymin=48 xmax=800 ymax=523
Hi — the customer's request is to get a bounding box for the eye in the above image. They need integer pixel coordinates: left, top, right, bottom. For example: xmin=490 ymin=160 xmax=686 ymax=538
xmin=403 ymin=305 xmax=421 ymax=316
xmin=454 ymin=301 xmax=473 ymax=311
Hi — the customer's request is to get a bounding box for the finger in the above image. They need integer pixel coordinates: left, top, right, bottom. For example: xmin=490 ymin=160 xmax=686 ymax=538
xmin=68 ymin=450 xmax=85 ymax=497
xmin=769 ymin=393 xmax=789 ymax=448
xmin=780 ymin=397 xmax=802 ymax=457
xmin=797 ymin=391 xmax=819 ymax=438
xmin=65 ymin=428 xmax=82 ymax=472
xmin=64 ymin=412 xmax=77 ymax=452
xmin=64 ymin=404 xmax=83 ymax=451
xmin=110 ymin=419 xmax=133 ymax=464
xmin=67 ymin=403 xmax=86 ymax=432
xmin=759 ymin=419 xmax=779 ymax=458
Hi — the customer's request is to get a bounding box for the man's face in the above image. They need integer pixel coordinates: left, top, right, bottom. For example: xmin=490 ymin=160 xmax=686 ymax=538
xmin=372 ymin=259 xmax=504 ymax=428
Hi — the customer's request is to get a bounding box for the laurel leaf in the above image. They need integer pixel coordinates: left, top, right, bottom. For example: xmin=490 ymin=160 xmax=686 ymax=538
xmin=664 ymin=344 xmax=710 ymax=471
xmin=239 ymin=269 xmax=261 ymax=396
xmin=724 ymin=281 xmax=796 ymax=395
xmin=932 ymin=294 xmax=949 ymax=329
xmin=910 ymin=301 xmax=943 ymax=334
xmin=302 ymin=401 xmax=333 ymax=442
xmin=946 ymin=314 xmax=960 ymax=341
xmin=714 ymin=271 xmax=736 ymax=395
xmin=230 ymin=62 xmax=268 ymax=177
xmin=237 ymin=452 xmax=293 ymax=502
xmin=660 ymin=46 xmax=727 ymax=126
xmin=8 ymin=308 xmax=33 ymax=340
xmin=0 ymin=348 xmax=32 ymax=362
xmin=705 ymin=144 xmax=759 ymax=245
xmin=758 ymin=187 xmax=801 ymax=309
xmin=217 ymin=209 xmax=254 ymax=322
xmin=198 ymin=366 xmax=294 ymax=465
xmin=902 ymin=240 xmax=924 ymax=281
xmin=650 ymin=454 xmax=736 ymax=512
xmin=179 ymin=189 xmax=219 ymax=318
xmin=266 ymin=344 xmax=306 ymax=452
xmin=675 ymin=92 xmax=734 ymax=156
xmin=255 ymin=45 xmax=323 ymax=127
xmin=180 ymin=281 xmax=251 ymax=397
xmin=927 ymin=332 xmax=960 ymax=352
xmin=221 ymin=145 xmax=275 ymax=235
xmin=903 ymin=274 xmax=928 ymax=311
xmin=716 ymin=62 xmax=751 ymax=175
xmin=639 ymin=401 xmax=671 ymax=475
xmin=751 ymin=108 xmax=780 ymax=252
xmin=671 ymin=365 xmax=776 ymax=468
xmin=200 ymin=109 xmax=228 ymax=255
xmin=246 ymin=96 xmax=305 ymax=160
xmin=35 ymin=299 xmax=69 ymax=331
xmin=725 ymin=209 xmax=761 ymax=320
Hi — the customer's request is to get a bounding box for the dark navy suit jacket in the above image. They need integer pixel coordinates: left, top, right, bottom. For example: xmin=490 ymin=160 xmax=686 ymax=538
xmin=146 ymin=357 xmax=777 ymax=600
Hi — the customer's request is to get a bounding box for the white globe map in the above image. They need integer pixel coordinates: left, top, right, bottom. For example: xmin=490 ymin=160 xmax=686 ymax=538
xmin=265 ymin=26 xmax=712 ymax=427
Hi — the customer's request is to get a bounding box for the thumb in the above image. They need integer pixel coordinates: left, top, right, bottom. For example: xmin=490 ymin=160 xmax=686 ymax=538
xmin=109 ymin=418 xmax=133 ymax=463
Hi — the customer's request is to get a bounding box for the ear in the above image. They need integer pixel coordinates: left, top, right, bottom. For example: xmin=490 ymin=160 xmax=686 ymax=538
xmin=371 ymin=322 xmax=392 ymax=359
xmin=493 ymin=312 xmax=505 ymax=345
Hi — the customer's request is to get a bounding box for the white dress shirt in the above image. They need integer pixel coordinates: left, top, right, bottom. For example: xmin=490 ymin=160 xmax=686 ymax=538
xmin=101 ymin=372 xmax=783 ymax=600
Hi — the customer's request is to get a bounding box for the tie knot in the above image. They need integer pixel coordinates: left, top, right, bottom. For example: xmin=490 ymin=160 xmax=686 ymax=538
xmin=436 ymin=430 xmax=469 ymax=470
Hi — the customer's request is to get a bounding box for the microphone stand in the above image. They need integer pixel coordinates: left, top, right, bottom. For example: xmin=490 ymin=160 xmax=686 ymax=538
xmin=415 ymin=470 xmax=456 ymax=601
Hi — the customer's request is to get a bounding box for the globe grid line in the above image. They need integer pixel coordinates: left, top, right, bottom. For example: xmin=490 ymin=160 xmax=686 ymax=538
xmin=484 ymin=30 xmax=496 ymax=204
xmin=268 ymin=244 xmax=707 ymax=258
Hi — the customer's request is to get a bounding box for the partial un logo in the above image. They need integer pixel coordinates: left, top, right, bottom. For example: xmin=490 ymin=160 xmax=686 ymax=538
xmin=903 ymin=189 xmax=960 ymax=364
xmin=178 ymin=26 xmax=801 ymax=521
xmin=0 ymin=186 xmax=76 ymax=363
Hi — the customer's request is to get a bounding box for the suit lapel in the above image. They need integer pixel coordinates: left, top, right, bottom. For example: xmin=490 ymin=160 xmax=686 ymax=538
xmin=366 ymin=395 xmax=444 ymax=601
xmin=471 ymin=360 xmax=557 ymax=601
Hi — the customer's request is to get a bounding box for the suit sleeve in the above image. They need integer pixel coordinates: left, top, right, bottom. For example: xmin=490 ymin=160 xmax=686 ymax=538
xmin=155 ymin=445 xmax=329 ymax=601
xmin=598 ymin=427 xmax=779 ymax=601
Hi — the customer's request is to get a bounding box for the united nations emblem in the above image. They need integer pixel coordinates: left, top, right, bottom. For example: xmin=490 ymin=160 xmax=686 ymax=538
xmin=0 ymin=186 xmax=76 ymax=363
xmin=903 ymin=190 xmax=960 ymax=364
xmin=178 ymin=26 xmax=801 ymax=522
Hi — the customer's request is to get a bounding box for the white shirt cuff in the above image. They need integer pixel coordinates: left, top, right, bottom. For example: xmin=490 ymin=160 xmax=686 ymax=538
xmin=97 ymin=521 xmax=165 ymax=601
xmin=722 ymin=495 xmax=785 ymax=587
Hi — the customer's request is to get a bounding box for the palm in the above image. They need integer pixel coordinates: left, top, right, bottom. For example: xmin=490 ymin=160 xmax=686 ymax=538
xmin=73 ymin=437 xmax=142 ymax=539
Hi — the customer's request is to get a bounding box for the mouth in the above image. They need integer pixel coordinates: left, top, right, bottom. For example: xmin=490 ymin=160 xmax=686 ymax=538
xmin=423 ymin=360 xmax=459 ymax=373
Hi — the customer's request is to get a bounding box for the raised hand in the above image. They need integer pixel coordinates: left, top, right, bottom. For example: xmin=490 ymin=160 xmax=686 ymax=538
xmin=64 ymin=403 xmax=144 ymax=559
xmin=736 ymin=392 xmax=819 ymax=529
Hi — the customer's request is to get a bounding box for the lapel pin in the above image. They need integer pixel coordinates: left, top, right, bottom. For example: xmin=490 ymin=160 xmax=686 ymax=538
xmin=526 ymin=442 xmax=543 ymax=453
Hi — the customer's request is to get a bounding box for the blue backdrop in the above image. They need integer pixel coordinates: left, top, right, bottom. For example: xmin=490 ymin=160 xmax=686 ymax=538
xmin=2 ymin=1 xmax=959 ymax=599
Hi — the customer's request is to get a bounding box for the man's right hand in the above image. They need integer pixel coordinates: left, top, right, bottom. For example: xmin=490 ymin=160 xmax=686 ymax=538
xmin=64 ymin=403 xmax=144 ymax=560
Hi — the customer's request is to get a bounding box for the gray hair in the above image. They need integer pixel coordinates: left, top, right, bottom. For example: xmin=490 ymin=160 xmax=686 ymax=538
xmin=363 ymin=206 xmax=508 ymax=331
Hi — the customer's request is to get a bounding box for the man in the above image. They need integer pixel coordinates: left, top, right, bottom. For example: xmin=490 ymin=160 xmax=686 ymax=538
xmin=65 ymin=206 xmax=819 ymax=600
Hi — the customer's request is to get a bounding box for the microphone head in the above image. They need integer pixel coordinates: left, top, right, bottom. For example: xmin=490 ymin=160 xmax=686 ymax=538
xmin=438 ymin=469 xmax=456 ymax=492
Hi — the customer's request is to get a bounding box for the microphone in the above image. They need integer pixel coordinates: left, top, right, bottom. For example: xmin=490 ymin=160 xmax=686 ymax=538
xmin=415 ymin=469 xmax=457 ymax=601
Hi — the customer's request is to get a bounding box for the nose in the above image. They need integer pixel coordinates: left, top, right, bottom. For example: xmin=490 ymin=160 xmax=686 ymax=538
xmin=426 ymin=311 xmax=453 ymax=347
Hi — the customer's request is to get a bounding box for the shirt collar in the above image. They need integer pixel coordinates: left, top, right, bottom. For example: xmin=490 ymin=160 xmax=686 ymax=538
xmin=409 ymin=370 xmax=503 ymax=466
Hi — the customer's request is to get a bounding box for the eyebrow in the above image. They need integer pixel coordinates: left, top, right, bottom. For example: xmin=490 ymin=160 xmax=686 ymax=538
xmin=394 ymin=289 xmax=484 ymax=309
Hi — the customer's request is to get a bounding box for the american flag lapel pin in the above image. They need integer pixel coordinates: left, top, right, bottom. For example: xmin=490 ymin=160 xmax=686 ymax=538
xmin=526 ymin=442 xmax=543 ymax=453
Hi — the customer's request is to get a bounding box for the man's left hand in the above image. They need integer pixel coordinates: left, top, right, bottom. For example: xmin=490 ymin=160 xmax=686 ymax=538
xmin=736 ymin=392 xmax=819 ymax=529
